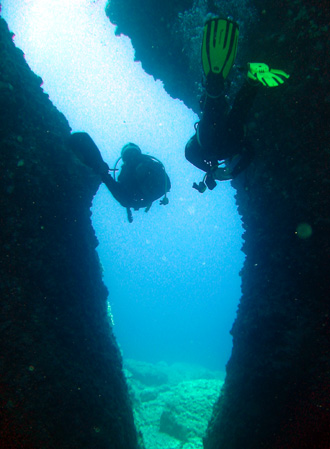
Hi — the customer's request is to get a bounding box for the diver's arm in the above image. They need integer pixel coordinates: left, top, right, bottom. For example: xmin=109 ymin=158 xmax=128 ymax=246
xmin=101 ymin=173 xmax=132 ymax=208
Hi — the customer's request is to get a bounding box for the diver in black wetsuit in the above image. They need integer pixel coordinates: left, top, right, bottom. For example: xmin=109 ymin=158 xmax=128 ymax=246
xmin=68 ymin=133 xmax=170 ymax=222
xmin=185 ymin=17 xmax=290 ymax=192
xmin=186 ymin=80 xmax=259 ymax=190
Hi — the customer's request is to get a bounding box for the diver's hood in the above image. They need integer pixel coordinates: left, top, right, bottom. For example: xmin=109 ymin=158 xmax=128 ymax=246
xmin=121 ymin=143 xmax=142 ymax=162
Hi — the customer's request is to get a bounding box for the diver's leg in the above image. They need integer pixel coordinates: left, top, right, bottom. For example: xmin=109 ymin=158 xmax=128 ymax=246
xmin=198 ymin=17 xmax=239 ymax=153
xmin=186 ymin=17 xmax=239 ymax=170
xmin=197 ymin=93 xmax=230 ymax=154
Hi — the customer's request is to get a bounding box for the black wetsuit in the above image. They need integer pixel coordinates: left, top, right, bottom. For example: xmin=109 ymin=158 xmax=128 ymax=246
xmin=185 ymin=82 xmax=258 ymax=178
xmin=102 ymin=154 xmax=171 ymax=210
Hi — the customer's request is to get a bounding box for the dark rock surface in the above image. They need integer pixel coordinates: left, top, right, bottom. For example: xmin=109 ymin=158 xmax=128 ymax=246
xmin=0 ymin=18 xmax=139 ymax=449
xmin=107 ymin=0 xmax=257 ymax=113
xmin=107 ymin=0 xmax=330 ymax=448
xmin=206 ymin=3 xmax=330 ymax=447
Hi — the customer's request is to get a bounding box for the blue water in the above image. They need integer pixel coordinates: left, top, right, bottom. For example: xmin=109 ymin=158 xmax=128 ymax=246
xmin=1 ymin=0 xmax=244 ymax=371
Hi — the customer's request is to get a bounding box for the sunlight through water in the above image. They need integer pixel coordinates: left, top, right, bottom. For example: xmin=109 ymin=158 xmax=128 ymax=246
xmin=1 ymin=0 xmax=245 ymax=371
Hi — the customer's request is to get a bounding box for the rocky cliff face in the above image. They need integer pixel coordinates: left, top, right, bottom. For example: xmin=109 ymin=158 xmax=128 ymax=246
xmin=0 ymin=18 xmax=139 ymax=449
xmin=107 ymin=0 xmax=256 ymax=113
xmin=108 ymin=1 xmax=330 ymax=448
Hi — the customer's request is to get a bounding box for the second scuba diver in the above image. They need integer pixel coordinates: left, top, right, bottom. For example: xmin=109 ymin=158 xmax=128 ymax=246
xmin=185 ymin=17 xmax=290 ymax=192
xmin=68 ymin=132 xmax=170 ymax=223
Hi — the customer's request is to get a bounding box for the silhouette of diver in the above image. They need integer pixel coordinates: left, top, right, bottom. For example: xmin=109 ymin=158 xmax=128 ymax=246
xmin=185 ymin=17 xmax=290 ymax=192
xmin=68 ymin=132 xmax=170 ymax=223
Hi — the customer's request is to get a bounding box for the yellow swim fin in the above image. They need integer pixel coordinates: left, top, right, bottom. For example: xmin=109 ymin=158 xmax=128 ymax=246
xmin=247 ymin=63 xmax=290 ymax=87
xmin=202 ymin=17 xmax=239 ymax=96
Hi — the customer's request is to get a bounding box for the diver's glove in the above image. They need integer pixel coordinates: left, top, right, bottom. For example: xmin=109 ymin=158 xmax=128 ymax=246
xmin=193 ymin=181 xmax=207 ymax=193
xmin=160 ymin=196 xmax=169 ymax=205
xmin=247 ymin=63 xmax=290 ymax=87
xmin=192 ymin=166 xmax=232 ymax=193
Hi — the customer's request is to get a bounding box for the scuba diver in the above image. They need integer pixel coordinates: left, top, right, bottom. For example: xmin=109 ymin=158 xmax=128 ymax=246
xmin=68 ymin=132 xmax=171 ymax=223
xmin=186 ymin=17 xmax=290 ymax=192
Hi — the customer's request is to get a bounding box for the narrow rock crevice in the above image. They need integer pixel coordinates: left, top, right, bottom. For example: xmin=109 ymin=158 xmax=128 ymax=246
xmin=107 ymin=1 xmax=330 ymax=447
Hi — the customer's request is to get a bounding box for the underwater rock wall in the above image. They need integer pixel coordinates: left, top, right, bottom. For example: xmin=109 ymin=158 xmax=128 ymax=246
xmin=0 ymin=18 xmax=139 ymax=449
xmin=107 ymin=0 xmax=256 ymax=113
xmin=204 ymin=1 xmax=330 ymax=448
xmin=107 ymin=0 xmax=198 ymax=112
xmin=107 ymin=1 xmax=330 ymax=448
